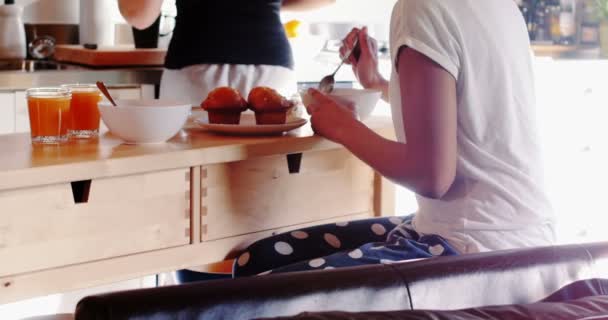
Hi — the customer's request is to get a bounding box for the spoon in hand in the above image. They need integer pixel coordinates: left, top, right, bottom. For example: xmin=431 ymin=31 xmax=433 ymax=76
xmin=96 ymin=81 xmax=117 ymax=107
xmin=318 ymin=35 xmax=360 ymax=94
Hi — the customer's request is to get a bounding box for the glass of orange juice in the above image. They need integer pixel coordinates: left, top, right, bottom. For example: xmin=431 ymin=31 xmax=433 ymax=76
xmin=26 ymin=87 xmax=72 ymax=144
xmin=61 ymin=84 xmax=102 ymax=138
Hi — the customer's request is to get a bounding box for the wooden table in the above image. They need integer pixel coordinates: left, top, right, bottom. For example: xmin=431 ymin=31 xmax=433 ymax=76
xmin=0 ymin=115 xmax=395 ymax=304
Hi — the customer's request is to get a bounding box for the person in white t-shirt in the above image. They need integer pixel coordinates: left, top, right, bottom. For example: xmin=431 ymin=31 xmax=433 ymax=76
xmin=232 ymin=0 xmax=556 ymax=277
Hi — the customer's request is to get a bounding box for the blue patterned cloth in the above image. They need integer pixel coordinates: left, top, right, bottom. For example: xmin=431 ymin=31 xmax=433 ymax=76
xmin=232 ymin=215 xmax=459 ymax=277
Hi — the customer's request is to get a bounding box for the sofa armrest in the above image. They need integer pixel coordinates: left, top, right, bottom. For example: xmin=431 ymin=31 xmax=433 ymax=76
xmin=75 ymin=242 xmax=608 ymax=320
xmin=259 ymin=295 xmax=608 ymax=320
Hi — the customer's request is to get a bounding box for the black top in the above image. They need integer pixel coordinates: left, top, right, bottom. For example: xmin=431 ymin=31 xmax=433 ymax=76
xmin=165 ymin=0 xmax=294 ymax=70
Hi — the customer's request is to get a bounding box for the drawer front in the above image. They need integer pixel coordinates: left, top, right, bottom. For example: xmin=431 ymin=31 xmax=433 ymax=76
xmin=0 ymin=168 xmax=191 ymax=277
xmin=201 ymin=149 xmax=375 ymax=241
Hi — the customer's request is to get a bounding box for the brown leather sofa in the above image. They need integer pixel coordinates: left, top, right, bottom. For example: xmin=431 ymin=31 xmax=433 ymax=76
xmin=263 ymin=294 xmax=608 ymax=320
xmin=74 ymin=242 xmax=608 ymax=320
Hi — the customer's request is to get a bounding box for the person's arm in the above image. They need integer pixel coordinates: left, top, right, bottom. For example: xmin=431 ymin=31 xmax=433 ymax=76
xmin=307 ymin=47 xmax=457 ymax=199
xmin=118 ymin=0 xmax=164 ymax=30
xmin=340 ymin=27 xmax=389 ymax=101
xmin=282 ymin=0 xmax=335 ymax=11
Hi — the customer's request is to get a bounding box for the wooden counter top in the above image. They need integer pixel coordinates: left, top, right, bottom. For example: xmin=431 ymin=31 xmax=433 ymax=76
xmin=0 ymin=114 xmax=394 ymax=191
xmin=531 ymin=44 xmax=600 ymax=58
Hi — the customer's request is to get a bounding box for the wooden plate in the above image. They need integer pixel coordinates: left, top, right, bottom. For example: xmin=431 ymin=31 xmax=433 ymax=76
xmin=194 ymin=114 xmax=307 ymax=136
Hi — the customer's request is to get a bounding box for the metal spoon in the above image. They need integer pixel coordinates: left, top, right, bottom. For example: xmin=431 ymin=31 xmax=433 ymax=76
xmin=96 ymin=81 xmax=117 ymax=107
xmin=318 ymin=35 xmax=360 ymax=94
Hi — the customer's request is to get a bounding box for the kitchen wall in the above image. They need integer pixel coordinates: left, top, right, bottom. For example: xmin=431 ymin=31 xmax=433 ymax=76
xmin=17 ymin=0 xmax=79 ymax=24
xmin=285 ymin=0 xmax=396 ymax=23
xmin=284 ymin=0 xmax=396 ymax=40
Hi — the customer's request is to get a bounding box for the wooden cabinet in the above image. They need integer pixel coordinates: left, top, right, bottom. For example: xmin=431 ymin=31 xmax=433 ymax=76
xmin=534 ymin=60 xmax=608 ymax=151
xmin=0 ymin=168 xmax=191 ymax=277
xmin=533 ymin=59 xmax=608 ymax=243
xmin=200 ymin=149 xmax=375 ymax=241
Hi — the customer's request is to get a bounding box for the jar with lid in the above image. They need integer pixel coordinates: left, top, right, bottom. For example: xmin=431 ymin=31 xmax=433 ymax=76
xmin=0 ymin=0 xmax=26 ymax=60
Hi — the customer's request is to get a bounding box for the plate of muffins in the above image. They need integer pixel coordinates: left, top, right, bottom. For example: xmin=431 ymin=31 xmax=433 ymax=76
xmin=195 ymin=86 xmax=307 ymax=136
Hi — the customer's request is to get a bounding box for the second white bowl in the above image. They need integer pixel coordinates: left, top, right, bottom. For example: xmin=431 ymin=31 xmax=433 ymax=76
xmin=301 ymin=88 xmax=382 ymax=120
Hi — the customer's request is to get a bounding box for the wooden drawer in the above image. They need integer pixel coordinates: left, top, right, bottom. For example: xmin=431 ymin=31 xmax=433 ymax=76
xmin=201 ymin=149 xmax=375 ymax=241
xmin=0 ymin=168 xmax=191 ymax=277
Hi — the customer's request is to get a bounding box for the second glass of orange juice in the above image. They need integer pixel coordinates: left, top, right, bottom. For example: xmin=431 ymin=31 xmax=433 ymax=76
xmin=62 ymin=84 xmax=102 ymax=138
xmin=26 ymin=88 xmax=72 ymax=144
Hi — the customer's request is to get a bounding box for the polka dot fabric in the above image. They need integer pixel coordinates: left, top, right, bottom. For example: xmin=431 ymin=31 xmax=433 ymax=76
xmin=232 ymin=215 xmax=458 ymax=277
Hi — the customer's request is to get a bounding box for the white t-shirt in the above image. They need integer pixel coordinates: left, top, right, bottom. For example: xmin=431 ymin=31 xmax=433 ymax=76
xmin=388 ymin=0 xmax=556 ymax=253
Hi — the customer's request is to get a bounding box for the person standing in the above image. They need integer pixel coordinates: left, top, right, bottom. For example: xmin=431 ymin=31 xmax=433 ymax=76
xmin=119 ymin=0 xmax=335 ymax=111
xmin=119 ymin=0 xmax=336 ymax=282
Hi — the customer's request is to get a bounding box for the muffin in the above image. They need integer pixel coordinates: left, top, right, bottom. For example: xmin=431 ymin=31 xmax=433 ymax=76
xmin=201 ymin=87 xmax=248 ymax=124
xmin=248 ymin=87 xmax=294 ymax=125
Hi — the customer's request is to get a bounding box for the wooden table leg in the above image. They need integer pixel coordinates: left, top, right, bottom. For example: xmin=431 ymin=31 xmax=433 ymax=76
xmin=374 ymin=172 xmax=395 ymax=217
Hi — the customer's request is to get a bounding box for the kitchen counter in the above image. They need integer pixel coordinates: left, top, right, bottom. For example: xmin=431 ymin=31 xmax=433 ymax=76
xmin=0 ymin=114 xmax=392 ymax=191
xmin=0 ymin=58 xmax=354 ymax=92
xmin=0 ymin=42 xmax=603 ymax=91
xmin=0 ymin=62 xmax=163 ymax=91
xmin=0 ymin=115 xmax=396 ymax=303
xmin=0 ymin=44 xmax=369 ymax=92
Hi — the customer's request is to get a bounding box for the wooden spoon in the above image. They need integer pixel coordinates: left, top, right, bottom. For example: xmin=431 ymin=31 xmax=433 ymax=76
xmin=96 ymin=81 xmax=117 ymax=107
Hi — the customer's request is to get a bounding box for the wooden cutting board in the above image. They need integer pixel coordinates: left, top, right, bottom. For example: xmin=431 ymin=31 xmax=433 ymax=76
xmin=54 ymin=45 xmax=167 ymax=67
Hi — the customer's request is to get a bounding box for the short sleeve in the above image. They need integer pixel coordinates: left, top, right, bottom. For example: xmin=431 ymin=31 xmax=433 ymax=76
xmin=390 ymin=0 xmax=461 ymax=79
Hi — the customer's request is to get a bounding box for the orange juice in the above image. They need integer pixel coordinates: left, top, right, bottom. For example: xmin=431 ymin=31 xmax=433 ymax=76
xmin=62 ymin=84 xmax=101 ymax=138
xmin=26 ymin=88 xmax=71 ymax=144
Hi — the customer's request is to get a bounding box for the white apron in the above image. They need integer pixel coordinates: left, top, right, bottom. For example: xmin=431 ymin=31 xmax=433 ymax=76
xmin=160 ymin=64 xmax=298 ymax=121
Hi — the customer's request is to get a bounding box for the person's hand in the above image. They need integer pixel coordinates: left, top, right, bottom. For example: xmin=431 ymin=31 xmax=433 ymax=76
xmin=339 ymin=26 xmax=384 ymax=90
xmin=305 ymin=88 xmax=358 ymax=144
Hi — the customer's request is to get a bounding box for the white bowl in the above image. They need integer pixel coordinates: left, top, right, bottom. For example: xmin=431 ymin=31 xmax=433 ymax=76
xmin=301 ymin=88 xmax=382 ymax=120
xmin=98 ymin=99 xmax=191 ymax=144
